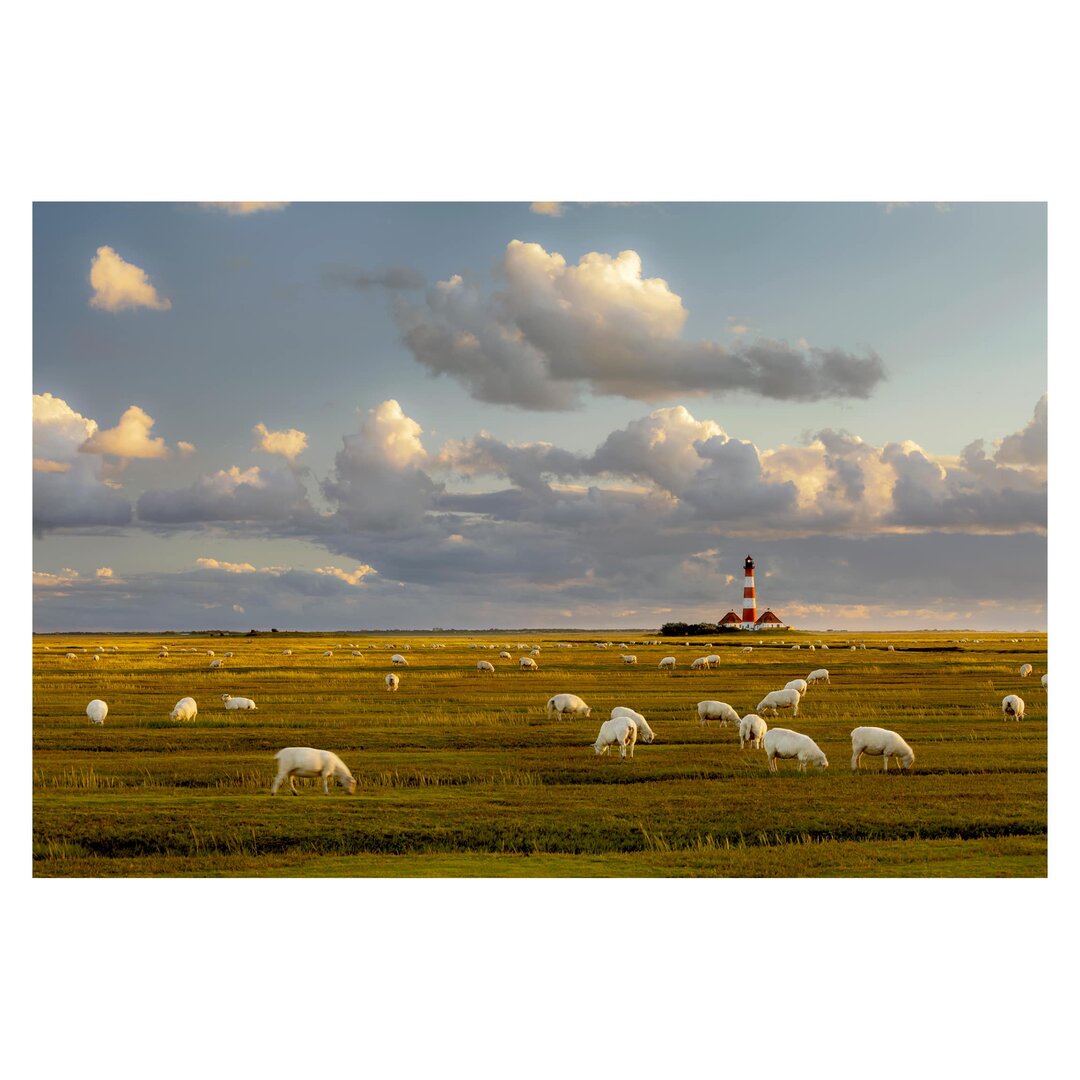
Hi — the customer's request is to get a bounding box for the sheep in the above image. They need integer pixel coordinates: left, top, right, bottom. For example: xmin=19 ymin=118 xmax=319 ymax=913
xmin=499 ymin=651 xmax=512 ymax=659
xmin=282 ymin=649 xmax=293 ymax=656
xmin=691 ymin=657 xmax=710 ymax=670
xmin=476 ymin=660 xmax=495 ymax=673
xmin=207 ymin=650 xmax=215 ymax=657
xmin=64 ymin=652 xmax=77 ymax=660
xmin=92 ymin=655 xmax=100 ymax=662
xmin=611 ymin=706 xmax=655 ymax=743
xmin=820 ymin=644 xmax=829 ymax=650
xmin=1019 ymin=663 xmax=1033 ymax=677
xmin=742 ymin=646 xmax=753 ymax=653
xmin=170 ymin=697 xmax=198 ymax=722
xmin=790 ymin=644 xmax=801 ymax=650
xmin=620 ymin=655 xmax=638 ymax=665
xmin=1042 ymin=674 xmax=1048 ymax=688
xmin=784 ymin=678 xmax=809 ymax=695
xmin=385 ymin=673 xmax=400 ymax=691
xmin=887 ymin=645 xmax=895 ymax=652
xmin=807 ymin=644 xmax=815 ymax=651
xmin=849 ymin=646 xmax=857 ymax=651
xmin=658 ymin=656 xmax=676 ymax=670
xmin=271 ymin=747 xmax=357 ymax=795
xmin=756 ymin=688 xmax=801 ymax=717
xmin=593 ymin=715 xmax=638 ymax=759
xmin=86 ymin=699 xmax=108 ymax=725
xmin=1002 ymin=694 xmax=1025 ymax=721
xmin=763 ymin=728 xmax=829 ymax=772
xmin=705 ymin=654 xmax=721 ymax=667
xmin=391 ymin=654 xmax=409 ymax=666
xmin=221 ymin=693 xmax=257 ymax=711
xmin=519 ymin=657 xmax=538 ymax=670
xmin=158 ymin=650 xmax=169 ymax=659
xmin=806 ymin=668 xmax=830 ymax=685
xmin=697 ymin=700 xmax=739 ymax=728
xmin=209 ymin=658 xmax=224 ymax=669
xmin=850 ymin=726 xmax=915 ymax=772
xmin=223 ymin=652 xmax=234 ymax=658
xmin=95 ymin=646 xmax=105 ymax=653
xmin=547 ymin=693 xmax=592 ymax=719
xmin=323 ymin=650 xmax=334 ymax=658
xmin=738 ymin=713 xmax=767 ymax=750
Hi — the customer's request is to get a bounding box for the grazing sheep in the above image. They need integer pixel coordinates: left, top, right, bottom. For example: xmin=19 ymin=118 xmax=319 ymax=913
xmin=499 ymin=651 xmax=511 ymax=659
xmin=850 ymin=646 xmax=857 ymax=651
xmin=223 ymin=652 xmax=234 ymax=658
xmin=547 ymin=693 xmax=591 ymax=719
xmin=742 ymin=646 xmax=753 ymax=653
xmin=209 ymin=658 xmax=224 ymax=669
xmin=806 ymin=668 xmax=830 ymax=685
xmin=1042 ymin=673 xmax=1048 ymax=687
xmin=887 ymin=645 xmax=895 ymax=652
xmin=476 ymin=660 xmax=495 ymax=673
xmin=691 ymin=657 xmax=710 ymax=670
xmin=1019 ymin=663 xmax=1033 ymax=677
xmin=519 ymin=657 xmax=538 ymax=671
xmin=158 ymin=650 xmax=169 ymax=658
xmin=391 ymin=654 xmax=409 ymax=666
xmin=850 ymin=726 xmax=915 ymax=772
xmin=697 ymin=700 xmax=739 ymax=728
xmin=271 ymin=747 xmax=357 ymax=795
xmin=385 ymin=673 xmax=400 ymax=691
xmin=593 ymin=715 xmax=638 ymax=759
xmin=207 ymin=650 xmax=215 ymax=657
xmin=1002 ymin=694 xmax=1025 ymax=721
xmin=807 ymin=644 xmax=815 ymax=651
xmin=658 ymin=656 xmax=676 ymax=670
xmin=611 ymin=706 xmax=655 ymax=743
xmin=820 ymin=644 xmax=829 ymax=650
xmin=705 ymin=654 xmax=721 ymax=667
xmin=170 ymin=697 xmax=198 ymax=722
xmin=790 ymin=645 xmax=801 ymax=650
xmin=92 ymin=655 xmax=100 ymax=662
xmin=86 ymin=699 xmax=108 ymax=725
xmin=323 ymin=650 xmax=334 ymax=658
xmin=620 ymin=655 xmax=638 ymax=665
xmin=784 ymin=679 xmax=809 ymax=695
xmin=221 ymin=694 xmax=257 ymax=711
xmin=763 ymin=728 xmax=829 ymax=772
xmin=738 ymin=713 xmax=767 ymax=750
xmin=282 ymin=649 xmax=293 ymax=656
xmin=756 ymin=688 xmax=801 ymax=717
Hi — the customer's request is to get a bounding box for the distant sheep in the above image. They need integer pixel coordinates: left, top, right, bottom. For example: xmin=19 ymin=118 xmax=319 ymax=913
xmin=499 ymin=651 xmax=512 ymax=659
xmin=658 ymin=656 xmax=676 ymax=670
xmin=547 ymin=693 xmax=591 ymax=719
xmin=271 ymin=747 xmax=357 ymax=795
xmin=887 ymin=645 xmax=895 ymax=652
xmin=519 ymin=657 xmax=538 ymax=671
xmin=850 ymin=726 xmax=914 ymax=772
xmin=209 ymin=659 xmax=224 ymax=669
xmin=697 ymin=700 xmax=739 ymax=728
xmin=742 ymin=646 xmax=753 ymax=653
xmin=807 ymin=645 xmax=815 ymax=651
xmin=1019 ymin=663 xmax=1033 ymax=677
xmin=1042 ymin=674 xmax=1048 ymax=687
xmin=221 ymin=694 xmax=257 ymax=711
xmin=282 ymin=649 xmax=293 ymax=656
xmin=705 ymin=654 xmax=721 ymax=667
xmin=86 ymin=699 xmax=108 ymax=725
xmin=1002 ymin=694 xmax=1025 ymax=721
xmin=790 ymin=645 xmax=801 ymax=650
xmin=158 ymin=650 xmax=169 ymax=658
xmin=385 ymin=673 xmax=400 ymax=691
xmin=593 ymin=715 xmax=638 ymax=759
xmin=756 ymin=688 xmax=802 ymax=717
xmin=738 ymin=713 xmax=767 ymax=750
xmin=763 ymin=728 xmax=829 ymax=772
xmin=391 ymin=654 xmax=409 ymax=666
xmin=691 ymin=657 xmax=709 ymax=670
xmin=806 ymin=669 xmax=830 ymax=685
xmin=351 ymin=650 xmax=363 ymax=658
xmin=784 ymin=679 xmax=808 ymax=695
xmin=65 ymin=652 xmax=77 ymax=660
xmin=323 ymin=650 xmax=334 ymax=658
xmin=476 ymin=660 xmax=495 ymax=673
xmin=621 ymin=655 xmax=638 ymax=665
xmin=170 ymin=697 xmax=198 ymax=722
xmin=611 ymin=706 xmax=654 ymax=743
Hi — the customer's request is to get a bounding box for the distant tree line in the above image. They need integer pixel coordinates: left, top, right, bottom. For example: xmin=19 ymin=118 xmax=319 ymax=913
xmin=659 ymin=621 xmax=739 ymax=636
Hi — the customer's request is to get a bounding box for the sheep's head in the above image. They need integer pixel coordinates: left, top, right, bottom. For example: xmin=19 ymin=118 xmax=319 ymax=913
xmin=817 ymin=753 xmax=830 ymax=769
xmin=901 ymin=752 xmax=915 ymax=772
xmin=345 ymin=778 xmax=357 ymax=795
xmin=584 ymin=707 xmax=592 ymax=718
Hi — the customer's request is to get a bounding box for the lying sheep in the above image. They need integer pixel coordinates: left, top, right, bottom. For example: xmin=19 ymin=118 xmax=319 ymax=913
xmin=170 ymin=696 xmax=198 ymax=722
xmin=1019 ymin=663 xmax=1033 ymax=677
xmin=738 ymin=713 xmax=767 ymax=750
xmin=1002 ymin=694 xmax=1025 ymax=721
xmin=697 ymin=700 xmax=739 ymax=728
xmin=271 ymin=747 xmax=357 ymax=795
xmin=221 ymin=693 xmax=257 ymax=711
xmin=86 ymin=699 xmax=108 ymax=725
xmin=476 ymin=660 xmax=495 ymax=673
xmin=850 ymin=726 xmax=914 ymax=772
xmin=611 ymin=706 xmax=655 ymax=743
xmin=391 ymin=654 xmax=409 ymax=666
xmin=756 ymin=688 xmax=801 ymax=717
xmin=763 ymin=728 xmax=829 ymax=772
xmin=547 ymin=693 xmax=591 ymax=719
xmin=519 ymin=657 xmax=538 ymax=671
xmin=385 ymin=673 xmax=400 ymax=691
xmin=806 ymin=668 xmax=830 ymax=685
xmin=784 ymin=678 xmax=808 ymax=695
xmin=658 ymin=656 xmax=676 ymax=670
xmin=593 ymin=715 xmax=638 ymax=759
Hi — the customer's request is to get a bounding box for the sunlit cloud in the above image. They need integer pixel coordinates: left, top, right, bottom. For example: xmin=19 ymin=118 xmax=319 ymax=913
xmin=197 ymin=202 xmax=290 ymax=215
xmin=89 ymin=246 xmax=171 ymax=312
xmin=529 ymin=202 xmax=564 ymax=217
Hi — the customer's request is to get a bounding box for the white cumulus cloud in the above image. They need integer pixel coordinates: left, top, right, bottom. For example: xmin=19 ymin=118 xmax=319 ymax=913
xmin=80 ymin=405 xmax=169 ymax=460
xmin=88 ymin=246 xmax=171 ymax=312
xmin=253 ymin=422 xmax=309 ymax=461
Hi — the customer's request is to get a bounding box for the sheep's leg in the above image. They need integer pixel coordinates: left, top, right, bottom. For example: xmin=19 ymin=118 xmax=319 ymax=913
xmin=628 ymin=742 xmax=634 ymax=759
xmin=882 ymin=755 xmax=889 ymax=772
xmin=851 ymin=751 xmax=861 ymax=771
xmin=271 ymin=773 xmax=283 ymax=795
xmin=288 ymin=775 xmax=299 ymax=796
xmin=322 ymin=772 xmax=331 ymax=794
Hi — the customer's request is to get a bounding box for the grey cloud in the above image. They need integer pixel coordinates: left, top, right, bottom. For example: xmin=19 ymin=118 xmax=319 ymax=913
xmin=321 ymin=264 xmax=425 ymax=291
xmin=136 ymin=465 xmax=313 ymax=524
xmin=994 ymin=393 xmax=1047 ymax=467
xmin=33 ymin=468 xmax=133 ymax=535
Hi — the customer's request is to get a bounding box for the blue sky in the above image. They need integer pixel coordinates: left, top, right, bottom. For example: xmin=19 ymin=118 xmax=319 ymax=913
xmin=32 ymin=201 xmax=1047 ymax=630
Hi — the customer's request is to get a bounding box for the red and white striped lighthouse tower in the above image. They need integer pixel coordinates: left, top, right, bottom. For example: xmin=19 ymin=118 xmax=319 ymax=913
xmin=742 ymin=555 xmax=757 ymax=625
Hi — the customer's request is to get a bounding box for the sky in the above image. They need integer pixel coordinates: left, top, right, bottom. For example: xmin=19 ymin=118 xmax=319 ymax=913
xmin=32 ymin=201 xmax=1047 ymax=631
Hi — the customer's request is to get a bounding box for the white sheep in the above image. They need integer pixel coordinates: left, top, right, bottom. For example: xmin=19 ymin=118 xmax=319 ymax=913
xmin=282 ymin=649 xmax=293 ymax=656
xmin=170 ymin=697 xmax=198 ymax=722
xmin=391 ymin=654 xmax=409 ymax=666
xmin=697 ymin=700 xmax=739 ymax=728
xmin=784 ymin=678 xmax=809 ymax=695
xmin=385 ymin=673 xmax=400 ymax=691
xmin=64 ymin=652 xmax=76 ymax=660
xmin=476 ymin=660 xmax=495 ymax=673
xmin=658 ymin=656 xmax=676 ymax=670
xmin=850 ymin=726 xmax=915 ymax=772
xmin=207 ymin=650 xmax=215 ymax=657
xmin=547 ymin=693 xmax=591 ymax=719
xmin=821 ymin=644 xmax=829 ymax=650
xmin=738 ymin=713 xmax=767 ymax=750
xmin=1019 ymin=663 xmax=1033 ymax=677
xmin=790 ymin=644 xmax=800 ymax=650
xmin=1041 ymin=674 xmax=1048 ymax=688
xmin=499 ymin=651 xmax=511 ymax=659
xmin=221 ymin=693 xmax=257 ymax=711
xmin=756 ymin=688 xmax=802 ymax=717
xmin=691 ymin=656 xmax=709 ymax=670
xmin=763 ymin=728 xmax=829 ymax=772
xmin=1002 ymin=694 xmax=1025 ymax=721
xmin=611 ymin=706 xmax=655 ymax=743
xmin=271 ymin=747 xmax=357 ymax=795
xmin=519 ymin=657 xmax=538 ymax=671
xmin=806 ymin=668 xmax=830 ymax=685
xmin=593 ymin=715 xmax=638 ymax=759
xmin=92 ymin=655 xmax=100 ymax=662
xmin=620 ymin=655 xmax=638 ymax=665
xmin=742 ymin=646 xmax=753 ymax=653
xmin=86 ymin=699 xmax=108 ymax=725
xmin=807 ymin=644 xmax=815 ymax=651
xmin=887 ymin=645 xmax=895 ymax=652
xmin=323 ymin=650 xmax=334 ymax=658
xmin=224 ymin=652 xmax=234 ymax=658
xmin=351 ymin=650 xmax=363 ymax=657
xmin=209 ymin=658 xmax=224 ymax=669
xmin=705 ymin=654 xmax=721 ymax=667
xmin=158 ymin=650 xmax=169 ymax=658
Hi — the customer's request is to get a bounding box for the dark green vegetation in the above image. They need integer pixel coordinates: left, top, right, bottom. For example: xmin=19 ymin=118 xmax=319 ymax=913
xmin=32 ymin=631 xmax=1048 ymax=876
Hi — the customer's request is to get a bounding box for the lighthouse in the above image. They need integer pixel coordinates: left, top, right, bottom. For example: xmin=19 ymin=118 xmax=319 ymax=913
xmin=742 ymin=555 xmax=757 ymax=627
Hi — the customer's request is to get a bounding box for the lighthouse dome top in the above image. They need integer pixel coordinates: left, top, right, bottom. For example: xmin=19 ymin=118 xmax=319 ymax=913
xmin=744 ymin=555 xmax=754 ymax=570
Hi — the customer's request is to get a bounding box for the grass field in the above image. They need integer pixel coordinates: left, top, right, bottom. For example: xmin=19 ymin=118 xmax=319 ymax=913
xmin=31 ymin=629 xmax=1048 ymax=877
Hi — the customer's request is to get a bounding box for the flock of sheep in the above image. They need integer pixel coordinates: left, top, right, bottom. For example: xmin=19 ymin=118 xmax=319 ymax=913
xmin=60 ymin=638 xmax=1046 ymax=794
